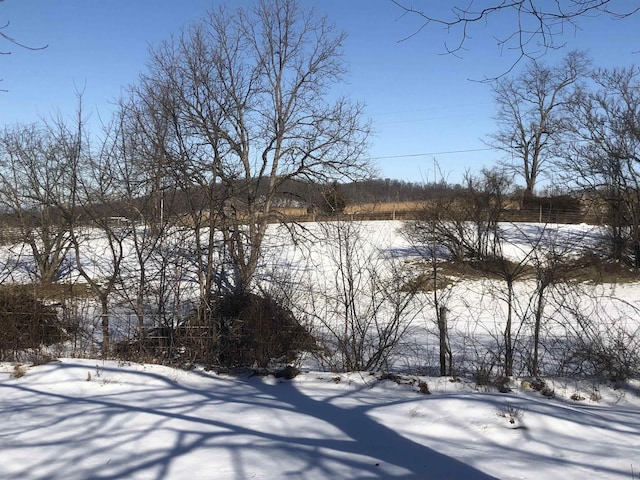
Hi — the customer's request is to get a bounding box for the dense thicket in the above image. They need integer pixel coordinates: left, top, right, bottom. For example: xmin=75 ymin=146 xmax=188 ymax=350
xmin=1 ymin=2 xmax=639 ymax=380
xmin=0 ymin=289 xmax=64 ymax=360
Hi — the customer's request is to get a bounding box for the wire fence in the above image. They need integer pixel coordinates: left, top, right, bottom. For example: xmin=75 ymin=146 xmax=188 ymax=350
xmin=3 ymin=302 xmax=639 ymax=381
xmin=283 ymin=208 xmax=602 ymax=224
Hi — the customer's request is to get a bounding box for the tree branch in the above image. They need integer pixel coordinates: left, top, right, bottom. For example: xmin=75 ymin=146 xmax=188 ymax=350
xmin=392 ymin=0 xmax=638 ymax=78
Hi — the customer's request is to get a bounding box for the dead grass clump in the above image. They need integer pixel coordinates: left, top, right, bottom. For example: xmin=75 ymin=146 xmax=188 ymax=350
xmin=10 ymin=364 xmax=27 ymax=378
xmin=569 ymin=253 xmax=640 ymax=284
xmin=417 ymin=380 xmax=431 ymax=395
xmin=496 ymin=404 xmax=525 ymax=426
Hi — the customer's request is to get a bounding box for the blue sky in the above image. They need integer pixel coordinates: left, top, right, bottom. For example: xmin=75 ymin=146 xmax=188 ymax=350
xmin=0 ymin=1 xmax=638 ymax=183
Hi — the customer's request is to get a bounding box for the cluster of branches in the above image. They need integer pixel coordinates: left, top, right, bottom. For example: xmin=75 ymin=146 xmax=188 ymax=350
xmin=2 ymin=0 xmax=639 ymax=378
xmin=483 ymin=50 xmax=640 ymax=267
xmin=393 ymin=0 xmax=638 ymax=76
xmin=0 ymin=0 xmax=371 ymax=363
xmin=404 ymin=168 xmax=640 ymax=380
xmin=1 ymin=12 xmax=48 ymax=91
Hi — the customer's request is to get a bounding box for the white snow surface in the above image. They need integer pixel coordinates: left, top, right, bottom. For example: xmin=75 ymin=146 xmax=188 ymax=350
xmin=2 ymin=221 xmax=640 ymax=478
xmin=1 ymin=359 xmax=640 ymax=480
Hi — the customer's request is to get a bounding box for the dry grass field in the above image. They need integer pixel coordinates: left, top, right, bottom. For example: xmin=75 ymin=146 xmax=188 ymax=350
xmin=274 ymin=201 xmax=427 ymax=222
xmin=273 ymin=200 xmax=596 ymax=223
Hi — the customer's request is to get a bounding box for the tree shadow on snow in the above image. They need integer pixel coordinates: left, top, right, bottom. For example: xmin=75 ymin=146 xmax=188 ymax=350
xmin=6 ymin=362 xmax=639 ymax=479
xmin=10 ymin=361 xmax=640 ymax=480
xmin=246 ymin=377 xmax=500 ymax=479
xmin=0 ymin=361 xmax=500 ymax=480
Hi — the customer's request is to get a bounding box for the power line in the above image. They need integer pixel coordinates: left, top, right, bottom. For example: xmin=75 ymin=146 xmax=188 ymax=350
xmin=368 ymin=147 xmax=496 ymax=161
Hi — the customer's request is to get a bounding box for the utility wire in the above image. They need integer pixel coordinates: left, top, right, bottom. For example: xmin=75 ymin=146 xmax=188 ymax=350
xmin=368 ymin=147 xmax=495 ymax=161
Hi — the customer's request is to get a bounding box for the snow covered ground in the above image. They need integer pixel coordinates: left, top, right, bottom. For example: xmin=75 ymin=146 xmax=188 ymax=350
xmin=2 ymin=220 xmax=640 ymax=478
xmin=1 ymin=359 xmax=639 ymax=479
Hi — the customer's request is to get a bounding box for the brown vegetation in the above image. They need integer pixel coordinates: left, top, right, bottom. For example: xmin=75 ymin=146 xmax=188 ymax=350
xmin=275 ymin=198 xmax=597 ymax=224
xmin=0 ymin=289 xmax=65 ymax=360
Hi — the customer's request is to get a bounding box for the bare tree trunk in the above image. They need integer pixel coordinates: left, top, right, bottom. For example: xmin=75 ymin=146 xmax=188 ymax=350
xmin=437 ymin=305 xmax=450 ymax=376
xmin=531 ymin=288 xmax=545 ymax=376
xmin=100 ymin=296 xmax=110 ymax=355
xmin=504 ymin=277 xmax=515 ymax=377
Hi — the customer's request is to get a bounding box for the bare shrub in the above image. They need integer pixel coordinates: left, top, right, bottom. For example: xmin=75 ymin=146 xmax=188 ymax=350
xmin=570 ymin=326 xmax=640 ymax=382
xmin=0 ymin=288 xmax=65 ymax=361
xmin=301 ymin=220 xmax=423 ymax=373
xmin=417 ymin=380 xmax=431 ymax=394
xmin=215 ymin=292 xmax=316 ymax=369
xmin=111 ymin=291 xmax=315 ymax=369
xmin=556 ymin=288 xmax=640 ymax=381
xmin=497 ymin=404 xmax=525 ymax=426
xmin=273 ymin=365 xmax=301 ymax=379
xmin=473 ymin=367 xmax=493 ymax=387
xmin=541 ymin=386 xmax=555 ymax=398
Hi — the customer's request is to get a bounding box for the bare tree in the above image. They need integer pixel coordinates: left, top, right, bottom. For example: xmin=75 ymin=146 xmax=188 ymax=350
xmin=68 ymin=130 xmax=130 ymax=356
xmin=97 ymin=107 xmax=173 ymax=349
xmin=561 ymin=65 xmax=640 ymax=266
xmin=508 ymin=224 xmax=584 ymax=376
xmin=135 ymin=0 xmax=371 ymax=295
xmin=115 ymin=75 xmax=235 ymax=361
xmin=0 ymin=124 xmax=75 ymax=284
xmin=0 ymin=104 xmax=121 ymax=356
xmin=489 ymin=51 xmax=590 ymax=201
xmin=409 ymin=168 xmax=511 ymax=263
xmin=24 ymin=102 xmax=128 ymax=356
xmin=301 ymin=220 xmax=422 ymax=372
xmin=392 ymin=0 xmax=637 ymax=74
xmin=406 ymin=169 xmax=538 ymax=377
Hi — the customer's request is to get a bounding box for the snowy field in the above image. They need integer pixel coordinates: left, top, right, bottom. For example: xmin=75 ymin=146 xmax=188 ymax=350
xmin=1 ymin=359 xmax=639 ymax=479
xmin=1 ymin=220 xmax=640 ymax=478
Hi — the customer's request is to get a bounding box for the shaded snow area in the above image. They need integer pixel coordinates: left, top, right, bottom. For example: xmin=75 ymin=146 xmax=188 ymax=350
xmin=2 ymin=221 xmax=640 ymax=478
xmin=2 ymin=359 xmax=639 ymax=479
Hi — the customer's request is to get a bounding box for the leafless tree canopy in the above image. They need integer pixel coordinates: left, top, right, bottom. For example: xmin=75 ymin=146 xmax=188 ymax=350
xmin=489 ymin=50 xmax=591 ymax=199
xmin=392 ymin=0 xmax=638 ymax=75
xmin=0 ymin=123 xmax=79 ymax=284
xmin=130 ymin=0 xmax=371 ymax=293
xmin=560 ymin=65 xmax=640 ymax=266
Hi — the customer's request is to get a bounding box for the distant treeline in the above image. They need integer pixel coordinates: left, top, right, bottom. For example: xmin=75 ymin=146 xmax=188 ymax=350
xmin=0 ymin=176 xmax=583 ymax=229
xmin=272 ymin=178 xmax=459 ymax=208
